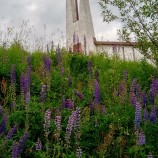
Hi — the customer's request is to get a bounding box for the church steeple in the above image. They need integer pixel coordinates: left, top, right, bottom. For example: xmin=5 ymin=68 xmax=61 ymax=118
xmin=66 ymin=0 xmax=95 ymax=54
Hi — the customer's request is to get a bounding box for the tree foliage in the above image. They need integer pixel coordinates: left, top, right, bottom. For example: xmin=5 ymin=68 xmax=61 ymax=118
xmin=99 ymin=0 xmax=158 ymax=65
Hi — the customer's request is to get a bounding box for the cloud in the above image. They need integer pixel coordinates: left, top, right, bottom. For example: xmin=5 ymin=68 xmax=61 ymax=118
xmin=0 ymin=0 xmax=122 ymax=48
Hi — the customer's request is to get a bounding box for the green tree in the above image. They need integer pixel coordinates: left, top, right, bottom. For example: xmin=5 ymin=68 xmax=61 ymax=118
xmin=99 ymin=0 xmax=158 ymax=65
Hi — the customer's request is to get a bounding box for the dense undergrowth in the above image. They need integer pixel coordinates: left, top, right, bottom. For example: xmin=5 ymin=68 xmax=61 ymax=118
xmin=0 ymin=43 xmax=158 ymax=158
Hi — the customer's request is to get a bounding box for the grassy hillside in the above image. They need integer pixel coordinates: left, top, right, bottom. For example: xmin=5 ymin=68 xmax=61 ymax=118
xmin=0 ymin=43 xmax=158 ymax=158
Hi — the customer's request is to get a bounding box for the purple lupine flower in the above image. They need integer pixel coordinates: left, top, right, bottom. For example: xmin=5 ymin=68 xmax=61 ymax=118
xmin=130 ymin=92 xmax=137 ymax=108
xmin=95 ymin=69 xmax=99 ymax=81
xmin=94 ymin=79 xmax=100 ymax=105
xmin=123 ymin=70 xmax=128 ymax=81
xmin=25 ymin=92 xmax=30 ymax=104
xmin=40 ymin=85 xmax=47 ymax=103
xmin=10 ymin=65 xmax=16 ymax=85
xmin=88 ymin=60 xmax=92 ymax=78
xmin=134 ymin=102 xmax=141 ymax=129
xmin=150 ymin=105 xmax=157 ymax=124
xmin=6 ymin=126 xmax=17 ymax=140
xmin=136 ymin=83 xmax=142 ymax=98
xmin=68 ymin=75 xmax=72 ymax=87
xmin=74 ymin=90 xmax=83 ymax=100
xmin=60 ymin=66 xmax=64 ymax=76
xmin=44 ymin=56 xmax=51 ymax=74
xmin=84 ymin=34 xmax=87 ymax=54
xmin=36 ymin=138 xmax=42 ymax=151
xmin=144 ymin=108 xmax=149 ymax=122
xmin=74 ymin=107 xmax=81 ymax=131
xmin=62 ymin=98 xmax=73 ymax=109
xmin=0 ymin=113 xmax=7 ymax=134
xmin=55 ymin=115 xmax=62 ymax=131
xmin=142 ymin=93 xmax=148 ymax=108
xmin=65 ymin=109 xmax=78 ymax=144
xmin=76 ymin=147 xmax=82 ymax=158
xmin=149 ymin=79 xmax=158 ymax=105
xmin=19 ymin=131 xmax=28 ymax=154
xmin=57 ymin=46 xmax=61 ymax=65
xmin=130 ymin=78 xmax=137 ymax=93
xmin=89 ymin=101 xmax=94 ymax=116
xmin=12 ymin=141 xmax=19 ymax=158
xmin=118 ymin=82 xmax=124 ymax=96
xmin=138 ymin=132 xmax=146 ymax=145
xmin=147 ymin=155 xmax=153 ymax=158
xmin=44 ymin=109 xmax=51 ymax=130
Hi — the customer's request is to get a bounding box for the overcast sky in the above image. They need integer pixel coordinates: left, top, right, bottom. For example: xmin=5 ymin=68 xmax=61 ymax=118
xmin=0 ymin=0 xmax=122 ymax=48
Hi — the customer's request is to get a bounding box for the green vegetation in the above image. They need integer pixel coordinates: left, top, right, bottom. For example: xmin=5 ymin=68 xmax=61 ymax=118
xmin=0 ymin=43 xmax=158 ymax=158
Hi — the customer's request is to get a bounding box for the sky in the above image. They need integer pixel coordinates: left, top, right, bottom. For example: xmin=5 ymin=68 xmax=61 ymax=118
xmin=0 ymin=0 xmax=122 ymax=49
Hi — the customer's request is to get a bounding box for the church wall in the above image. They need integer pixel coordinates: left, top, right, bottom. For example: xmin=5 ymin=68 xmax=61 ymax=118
xmin=95 ymin=45 xmax=144 ymax=61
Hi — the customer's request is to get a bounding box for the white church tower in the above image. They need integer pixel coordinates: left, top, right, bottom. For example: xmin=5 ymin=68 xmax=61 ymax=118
xmin=66 ymin=0 xmax=96 ymax=54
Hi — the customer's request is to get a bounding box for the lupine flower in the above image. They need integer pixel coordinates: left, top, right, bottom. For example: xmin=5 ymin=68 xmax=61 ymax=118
xmin=88 ymin=60 xmax=92 ymax=77
xmin=134 ymin=102 xmax=141 ymax=129
xmin=130 ymin=78 xmax=137 ymax=93
xmin=44 ymin=56 xmax=51 ymax=74
xmin=144 ymin=108 xmax=149 ymax=122
xmin=130 ymin=92 xmax=137 ymax=108
xmin=89 ymin=101 xmax=94 ymax=116
xmin=135 ymin=83 xmax=142 ymax=98
xmin=84 ymin=34 xmax=87 ymax=54
xmin=74 ymin=90 xmax=83 ymax=100
xmin=0 ymin=114 xmax=7 ymax=134
xmin=76 ymin=147 xmax=82 ymax=158
xmin=74 ymin=107 xmax=81 ymax=131
xmin=142 ymin=93 xmax=148 ymax=108
xmin=25 ymin=92 xmax=30 ymax=104
xmin=19 ymin=131 xmax=28 ymax=154
xmin=147 ymin=155 xmax=153 ymax=158
xmin=36 ymin=138 xmax=42 ymax=151
xmin=57 ymin=46 xmax=61 ymax=65
xmin=65 ymin=111 xmax=77 ymax=144
xmin=12 ymin=141 xmax=19 ymax=158
xmin=138 ymin=132 xmax=146 ymax=145
xmin=94 ymin=79 xmax=100 ymax=104
xmin=66 ymin=99 xmax=73 ymax=109
xmin=150 ymin=105 xmax=157 ymax=124
xmin=68 ymin=75 xmax=72 ymax=87
xmin=40 ymin=85 xmax=47 ymax=103
xmin=20 ymin=72 xmax=31 ymax=104
xmin=118 ymin=82 xmax=124 ymax=96
xmin=44 ymin=109 xmax=51 ymax=130
xmin=6 ymin=126 xmax=17 ymax=140
xmin=95 ymin=69 xmax=99 ymax=81
xmin=150 ymin=79 xmax=158 ymax=105
xmin=55 ymin=115 xmax=62 ymax=131
xmin=60 ymin=66 xmax=64 ymax=76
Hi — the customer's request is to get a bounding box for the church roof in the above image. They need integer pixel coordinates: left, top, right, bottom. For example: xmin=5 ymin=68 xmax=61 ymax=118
xmin=93 ymin=37 xmax=138 ymax=47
